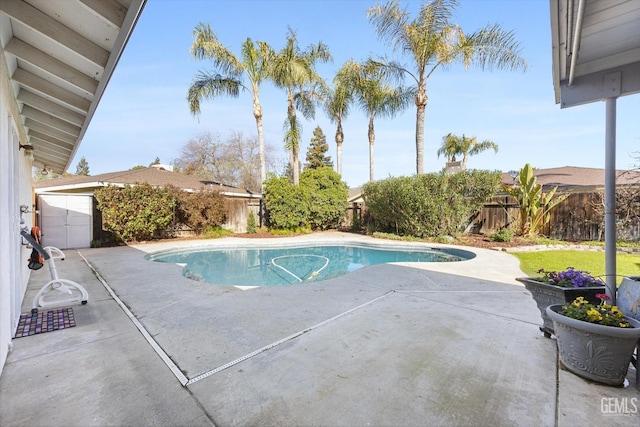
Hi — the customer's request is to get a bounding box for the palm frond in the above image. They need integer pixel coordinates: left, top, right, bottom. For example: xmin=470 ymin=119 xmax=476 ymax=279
xmin=367 ymin=0 xmax=410 ymax=52
xmin=294 ymin=90 xmax=317 ymax=120
xmin=190 ymin=22 xmax=243 ymax=76
xmin=466 ymin=24 xmax=528 ymax=72
xmin=187 ymin=72 xmax=242 ymax=115
xmin=468 ymin=140 xmax=499 ymax=156
xmin=282 ymin=116 xmax=302 ymax=152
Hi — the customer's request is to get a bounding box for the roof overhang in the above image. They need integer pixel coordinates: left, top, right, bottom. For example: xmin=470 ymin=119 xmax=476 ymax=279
xmin=551 ymin=0 xmax=640 ymax=108
xmin=0 ymin=0 xmax=146 ymax=174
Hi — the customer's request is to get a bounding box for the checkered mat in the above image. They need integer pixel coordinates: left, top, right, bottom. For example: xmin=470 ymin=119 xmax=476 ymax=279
xmin=14 ymin=308 xmax=76 ymax=338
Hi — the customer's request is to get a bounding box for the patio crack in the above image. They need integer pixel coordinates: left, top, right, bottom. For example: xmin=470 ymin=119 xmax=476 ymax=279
xmin=184 ymin=290 xmax=396 ymax=386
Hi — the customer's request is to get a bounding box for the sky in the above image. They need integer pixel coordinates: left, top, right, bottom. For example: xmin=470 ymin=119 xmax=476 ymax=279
xmin=76 ymin=0 xmax=640 ymax=188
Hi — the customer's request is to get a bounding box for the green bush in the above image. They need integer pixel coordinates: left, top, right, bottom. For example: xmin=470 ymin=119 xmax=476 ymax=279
xmin=363 ymin=170 xmax=501 ymax=238
xmin=263 ymin=168 xmax=348 ymax=231
xmin=488 ymin=228 xmax=513 ymax=242
xmin=351 ymin=214 xmax=362 ymax=232
xmin=94 ymin=183 xmax=176 ymax=242
xmin=246 ymin=211 xmax=257 ymax=234
xmin=263 ymin=175 xmax=310 ymax=229
xmin=300 ymin=167 xmax=348 ymax=230
xmin=167 ymin=185 xmax=226 ymax=233
xmin=202 ymin=226 xmax=234 ymax=239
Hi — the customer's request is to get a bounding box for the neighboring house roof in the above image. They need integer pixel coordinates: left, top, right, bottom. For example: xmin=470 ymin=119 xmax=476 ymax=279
xmin=34 ymin=166 xmax=261 ymax=199
xmin=501 ymin=166 xmax=640 ymax=191
xmin=348 ymin=187 xmax=363 ymax=203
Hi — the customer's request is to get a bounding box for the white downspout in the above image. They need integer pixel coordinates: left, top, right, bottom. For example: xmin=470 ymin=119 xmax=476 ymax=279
xmin=568 ymin=0 xmax=587 ymax=87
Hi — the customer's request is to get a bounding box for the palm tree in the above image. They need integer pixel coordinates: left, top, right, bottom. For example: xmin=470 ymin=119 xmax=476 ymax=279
xmin=367 ymin=0 xmax=527 ymax=175
xmin=436 ymin=133 xmax=498 ymax=169
xmin=342 ymin=60 xmax=412 ymax=182
xmin=187 ymin=22 xmax=273 ymax=190
xmin=319 ymin=65 xmax=354 ymax=176
xmin=271 ymin=29 xmax=332 ymax=185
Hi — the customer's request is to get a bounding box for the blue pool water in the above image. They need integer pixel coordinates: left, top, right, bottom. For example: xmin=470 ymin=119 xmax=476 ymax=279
xmin=146 ymin=244 xmax=474 ymax=287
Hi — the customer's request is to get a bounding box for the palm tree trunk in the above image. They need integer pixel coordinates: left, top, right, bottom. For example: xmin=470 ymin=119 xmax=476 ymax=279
xmin=335 ymin=120 xmax=344 ymax=176
xmin=368 ymin=116 xmax=375 ymax=182
xmin=293 ymin=144 xmax=300 ymax=185
xmin=415 ymin=86 xmax=427 ymax=175
xmin=287 ymin=92 xmax=300 ymax=185
xmin=253 ymin=99 xmax=266 ymax=192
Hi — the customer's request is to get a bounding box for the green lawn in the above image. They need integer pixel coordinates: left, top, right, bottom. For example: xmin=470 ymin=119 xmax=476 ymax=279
xmin=512 ymin=250 xmax=640 ymax=284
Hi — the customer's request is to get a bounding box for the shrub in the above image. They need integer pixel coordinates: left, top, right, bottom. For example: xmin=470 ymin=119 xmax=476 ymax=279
xmin=202 ymin=226 xmax=234 ymax=239
xmin=246 ymin=211 xmax=257 ymax=234
xmin=263 ymin=175 xmax=310 ymax=230
xmin=167 ymin=185 xmax=226 ymax=233
xmin=501 ymin=163 xmax=567 ymax=237
xmin=263 ymin=168 xmax=348 ymax=231
xmin=488 ymin=228 xmax=513 ymax=242
xmin=351 ymin=214 xmax=362 ymax=232
xmin=300 ymin=167 xmax=348 ymax=230
xmin=363 ymin=170 xmax=501 ymax=238
xmin=94 ymin=183 xmax=176 ymax=242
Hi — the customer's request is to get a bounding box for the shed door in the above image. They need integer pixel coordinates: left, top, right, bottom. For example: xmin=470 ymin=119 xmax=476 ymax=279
xmin=39 ymin=195 xmax=92 ymax=249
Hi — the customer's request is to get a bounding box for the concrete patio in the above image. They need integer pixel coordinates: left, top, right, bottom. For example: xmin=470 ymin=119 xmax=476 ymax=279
xmin=0 ymin=233 xmax=638 ymax=426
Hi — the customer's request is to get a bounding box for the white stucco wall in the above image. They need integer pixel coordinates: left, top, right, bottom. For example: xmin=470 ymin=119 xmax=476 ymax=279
xmin=0 ymin=48 xmax=33 ymax=375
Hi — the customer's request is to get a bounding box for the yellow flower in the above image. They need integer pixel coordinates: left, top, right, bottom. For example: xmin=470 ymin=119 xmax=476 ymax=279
xmin=573 ymin=296 xmax=587 ymax=307
xmin=586 ymin=308 xmax=602 ymax=322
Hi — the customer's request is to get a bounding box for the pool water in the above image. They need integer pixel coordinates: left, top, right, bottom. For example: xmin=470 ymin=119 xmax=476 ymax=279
xmin=146 ymin=244 xmax=474 ymax=287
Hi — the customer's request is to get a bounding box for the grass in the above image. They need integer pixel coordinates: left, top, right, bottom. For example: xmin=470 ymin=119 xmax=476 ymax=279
xmin=512 ymin=250 xmax=640 ymax=284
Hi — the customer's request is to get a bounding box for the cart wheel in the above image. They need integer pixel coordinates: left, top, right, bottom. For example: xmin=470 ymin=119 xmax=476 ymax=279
xmin=543 ymin=331 xmax=552 ymax=338
xmin=31 ymin=308 xmax=38 ymax=315
xmin=82 ymin=300 xmax=88 ymax=305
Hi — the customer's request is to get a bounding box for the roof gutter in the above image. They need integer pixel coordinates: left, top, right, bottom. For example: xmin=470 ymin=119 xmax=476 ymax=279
xmin=568 ymin=0 xmax=586 ymax=87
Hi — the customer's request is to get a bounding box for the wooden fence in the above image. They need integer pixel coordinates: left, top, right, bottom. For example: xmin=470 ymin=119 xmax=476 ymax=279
xmin=224 ymin=198 xmax=261 ymax=233
xmin=353 ymin=190 xmax=640 ymax=242
xmin=476 ymin=191 xmax=640 ymax=241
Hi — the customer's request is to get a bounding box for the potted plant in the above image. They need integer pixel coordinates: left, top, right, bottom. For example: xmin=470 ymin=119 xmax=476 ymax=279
xmin=546 ymin=295 xmax=640 ymax=386
xmin=517 ymin=267 xmax=606 ymax=337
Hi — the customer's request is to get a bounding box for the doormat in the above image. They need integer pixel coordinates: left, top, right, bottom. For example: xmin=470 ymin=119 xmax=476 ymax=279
xmin=14 ymin=308 xmax=76 ymax=338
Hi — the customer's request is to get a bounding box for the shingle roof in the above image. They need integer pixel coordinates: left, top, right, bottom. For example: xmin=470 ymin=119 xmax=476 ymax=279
xmin=501 ymin=166 xmax=640 ymax=190
xmin=34 ymin=166 xmax=260 ymax=198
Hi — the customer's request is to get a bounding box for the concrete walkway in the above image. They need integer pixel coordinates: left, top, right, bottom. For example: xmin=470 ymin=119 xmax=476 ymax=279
xmin=1 ymin=233 xmax=638 ymax=426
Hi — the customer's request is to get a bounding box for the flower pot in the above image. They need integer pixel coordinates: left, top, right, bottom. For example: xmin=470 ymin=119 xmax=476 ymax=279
xmin=546 ymin=304 xmax=640 ymax=386
xmin=516 ymin=277 xmax=606 ymax=337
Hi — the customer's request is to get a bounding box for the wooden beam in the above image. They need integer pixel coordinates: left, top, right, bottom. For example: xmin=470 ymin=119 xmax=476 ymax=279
xmin=5 ymin=37 xmax=99 ymax=95
xmin=29 ymin=129 xmax=78 ymax=152
xmin=22 ymin=105 xmax=81 ymax=137
xmin=18 ymin=89 xmax=86 ymax=127
xmin=30 ymin=138 xmax=73 ymax=158
xmin=31 ymin=144 xmax=70 ymax=163
xmin=32 ymin=154 xmax=66 ymax=168
xmin=80 ymin=0 xmax=126 ymax=28
xmin=13 ymin=68 xmax=91 ymax=112
xmin=25 ymin=118 xmax=76 ymax=145
xmin=0 ymin=0 xmax=110 ymax=66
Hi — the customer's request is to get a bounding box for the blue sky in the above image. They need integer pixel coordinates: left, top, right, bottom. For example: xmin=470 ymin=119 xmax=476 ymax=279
xmin=77 ymin=0 xmax=640 ymax=188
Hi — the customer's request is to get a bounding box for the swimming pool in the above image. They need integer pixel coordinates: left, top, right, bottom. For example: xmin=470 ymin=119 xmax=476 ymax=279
xmin=146 ymin=243 xmax=475 ymax=287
